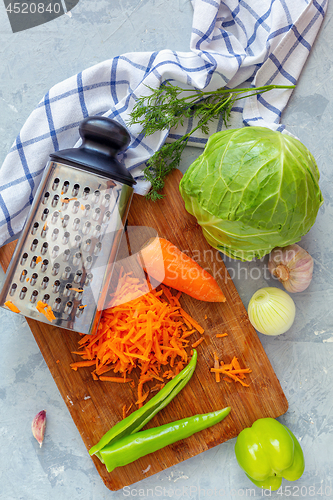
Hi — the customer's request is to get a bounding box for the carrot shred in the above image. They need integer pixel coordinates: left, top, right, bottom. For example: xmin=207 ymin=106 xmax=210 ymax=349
xmin=136 ymin=388 xmax=150 ymax=406
xmin=99 ymin=376 xmax=133 ymax=383
xmin=180 ymin=308 xmax=205 ymax=334
xmin=216 ymin=333 xmax=228 ymax=338
xmin=61 ymin=197 xmax=77 ymax=203
xmin=71 ymin=271 xmax=204 ymax=405
xmin=191 ymin=337 xmax=204 ymax=348
xmin=211 ymin=367 xmax=252 ymax=374
xmin=126 ymin=403 xmax=133 ymax=414
xmin=36 ymin=256 xmax=42 ymax=264
xmin=213 ymin=351 xmax=220 ymax=383
xmin=36 ymin=300 xmax=56 ymax=322
xmin=4 ymin=300 xmax=20 ymax=313
xmin=231 ymin=357 xmax=242 ymax=370
xmin=70 ymin=360 xmax=96 ymax=370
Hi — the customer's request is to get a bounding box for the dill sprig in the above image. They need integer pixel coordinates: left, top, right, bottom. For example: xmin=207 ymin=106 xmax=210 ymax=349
xmin=128 ymin=81 xmax=295 ymax=200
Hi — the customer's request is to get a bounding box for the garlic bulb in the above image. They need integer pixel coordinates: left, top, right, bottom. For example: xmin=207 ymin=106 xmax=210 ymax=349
xmin=248 ymin=287 xmax=296 ymax=336
xmin=268 ymin=244 xmax=313 ymax=293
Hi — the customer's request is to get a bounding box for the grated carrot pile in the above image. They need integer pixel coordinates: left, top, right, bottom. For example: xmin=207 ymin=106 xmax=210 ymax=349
xmin=211 ymin=354 xmax=252 ymax=387
xmin=70 ymin=269 xmax=204 ymax=406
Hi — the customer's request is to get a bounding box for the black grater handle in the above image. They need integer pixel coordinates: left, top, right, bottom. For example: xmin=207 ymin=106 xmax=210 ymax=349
xmin=49 ymin=116 xmax=136 ymax=186
xmin=80 ymin=116 xmax=130 ymax=154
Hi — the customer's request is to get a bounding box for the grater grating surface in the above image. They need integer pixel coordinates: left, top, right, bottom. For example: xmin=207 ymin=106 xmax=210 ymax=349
xmin=0 ymin=161 xmax=133 ymax=335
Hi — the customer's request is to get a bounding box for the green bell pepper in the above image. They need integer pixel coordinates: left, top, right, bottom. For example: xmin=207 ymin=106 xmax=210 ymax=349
xmin=235 ymin=418 xmax=305 ymax=491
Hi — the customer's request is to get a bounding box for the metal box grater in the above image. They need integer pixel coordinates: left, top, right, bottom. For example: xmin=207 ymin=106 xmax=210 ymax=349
xmin=0 ymin=117 xmax=136 ymax=335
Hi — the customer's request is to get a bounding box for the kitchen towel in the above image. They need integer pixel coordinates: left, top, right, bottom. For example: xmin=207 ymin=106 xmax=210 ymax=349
xmin=0 ymin=0 xmax=328 ymax=247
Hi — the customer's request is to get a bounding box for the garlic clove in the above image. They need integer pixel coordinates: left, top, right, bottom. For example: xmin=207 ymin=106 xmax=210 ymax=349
xmin=32 ymin=410 xmax=46 ymax=447
xmin=268 ymin=244 xmax=313 ymax=293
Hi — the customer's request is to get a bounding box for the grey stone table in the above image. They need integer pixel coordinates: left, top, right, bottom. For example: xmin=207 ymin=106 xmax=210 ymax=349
xmin=0 ymin=1 xmax=332 ymax=499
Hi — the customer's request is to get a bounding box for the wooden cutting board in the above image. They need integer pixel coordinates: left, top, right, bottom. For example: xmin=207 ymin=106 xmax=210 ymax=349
xmin=0 ymin=169 xmax=288 ymax=491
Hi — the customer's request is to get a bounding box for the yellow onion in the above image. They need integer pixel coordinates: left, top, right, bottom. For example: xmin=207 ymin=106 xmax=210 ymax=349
xmin=248 ymin=287 xmax=296 ymax=336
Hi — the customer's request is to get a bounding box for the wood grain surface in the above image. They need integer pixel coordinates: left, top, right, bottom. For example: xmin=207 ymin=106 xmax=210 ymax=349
xmin=0 ymin=169 xmax=288 ymax=491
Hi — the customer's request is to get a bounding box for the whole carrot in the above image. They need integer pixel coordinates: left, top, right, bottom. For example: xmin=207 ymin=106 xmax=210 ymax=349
xmin=139 ymin=237 xmax=226 ymax=302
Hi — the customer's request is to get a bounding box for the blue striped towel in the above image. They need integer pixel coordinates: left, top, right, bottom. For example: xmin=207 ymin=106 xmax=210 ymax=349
xmin=0 ymin=0 xmax=327 ymax=247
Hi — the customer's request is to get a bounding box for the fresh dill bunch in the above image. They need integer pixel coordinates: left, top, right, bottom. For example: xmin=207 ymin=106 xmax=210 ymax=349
xmin=129 ymin=82 xmax=234 ymax=135
xmin=143 ymin=139 xmax=189 ymax=201
xmin=128 ymin=81 xmax=295 ymax=200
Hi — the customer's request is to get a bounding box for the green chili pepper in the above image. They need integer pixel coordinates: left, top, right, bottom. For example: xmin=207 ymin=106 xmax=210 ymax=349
xmin=89 ymin=349 xmax=198 ymax=460
xmin=100 ymin=406 xmax=231 ymax=472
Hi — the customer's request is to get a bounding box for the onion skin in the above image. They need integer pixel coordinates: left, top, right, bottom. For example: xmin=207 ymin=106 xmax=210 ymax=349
xmin=248 ymin=287 xmax=296 ymax=336
xmin=268 ymin=244 xmax=313 ymax=293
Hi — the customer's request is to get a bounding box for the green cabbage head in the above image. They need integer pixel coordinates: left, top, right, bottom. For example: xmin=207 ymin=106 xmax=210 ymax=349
xmin=179 ymin=127 xmax=323 ymax=261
